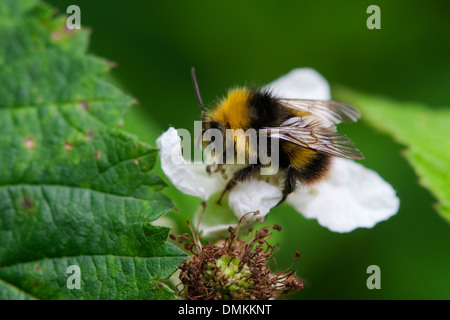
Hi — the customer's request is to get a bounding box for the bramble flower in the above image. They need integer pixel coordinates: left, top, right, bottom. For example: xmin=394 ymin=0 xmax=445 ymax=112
xmin=157 ymin=68 xmax=400 ymax=233
xmin=172 ymin=212 xmax=302 ymax=300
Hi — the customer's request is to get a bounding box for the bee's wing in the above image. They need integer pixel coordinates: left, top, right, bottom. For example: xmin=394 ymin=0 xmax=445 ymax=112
xmin=264 ymin=100 xmax=364 ymax=160
xmin=278 ymin=99 xmax=361 ymax=127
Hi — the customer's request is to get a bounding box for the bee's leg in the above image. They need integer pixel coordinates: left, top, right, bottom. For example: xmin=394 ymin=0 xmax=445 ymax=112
xmin=276 ymin=167 xmax=297 ymax=206
xmin=206 ymin=163 xmax=223 ymax=175
xmin=217 ymin=165 xmax=259 ymax=205
xmin=213 ymin=163 xmax=224 ymax=173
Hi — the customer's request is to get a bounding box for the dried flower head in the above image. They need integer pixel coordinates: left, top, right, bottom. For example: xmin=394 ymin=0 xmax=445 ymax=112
xmin=174 ymin=211 xmax=303 ymax=300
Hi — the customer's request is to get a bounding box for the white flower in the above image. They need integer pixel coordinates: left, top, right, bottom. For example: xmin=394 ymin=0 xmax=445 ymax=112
xmin=157 ymin=127 xmax=224 ymax=200
xmin=228 ymin=179 xmax=282 ymax=220
xmin=157 ymin=68 xmax=400 ymax=233
xmin=287 ymin=157 xmax=399 ymax=232
xmin=156 ymin=128 xmax=280 ymax=219
xmin=264 ymin=67 xmax=331 ymax=100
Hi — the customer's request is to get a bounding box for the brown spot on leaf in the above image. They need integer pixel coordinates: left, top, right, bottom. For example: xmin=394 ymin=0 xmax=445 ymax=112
xmin=64 ymin=142 xmax=73 ymax=150
xmin=95 ymin=150 xmax=101 ymax=161
xmin=25 ymin=137 xmax=35 ymax=149
xmin=81 ymin=101 xmax=89 ymax=110
xmin=52 ymin=31 xmax=61 ymax=41
xmin=134 ymin=158 xmax=140 ymax=165
xmin=85 ymin=130 xmax=93 ymax=141
xmin=22 ymin=198 xmax=33 ymax=209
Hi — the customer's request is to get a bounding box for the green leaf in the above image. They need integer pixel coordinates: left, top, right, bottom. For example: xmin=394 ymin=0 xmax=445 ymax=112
xmin=335 ymin=87 xmax=450 ymax=222
xmin=0 ymin=0 xmax=186 ymax=299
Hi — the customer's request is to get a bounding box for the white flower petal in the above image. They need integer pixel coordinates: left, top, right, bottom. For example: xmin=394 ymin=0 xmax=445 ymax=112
xmin=197 ymin=223 xmax=235 ymax=239
xmin=264 ymin=68 xmax=331 ymax=100
xmin=287 ymin=158 xmax=400 ymax=232
xmin=228 ymin=179 xmax=283 ymax=220
xmin=156 ymin=127 xmax=223 ymax=200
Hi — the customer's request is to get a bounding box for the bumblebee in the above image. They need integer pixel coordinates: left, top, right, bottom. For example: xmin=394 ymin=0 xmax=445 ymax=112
xmin=191 ymin=68 xmax=364 ymax=205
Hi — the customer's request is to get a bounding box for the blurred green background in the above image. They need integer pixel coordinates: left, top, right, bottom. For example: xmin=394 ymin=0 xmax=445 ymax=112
xmin=47 ymin=0 xmax=450 ymax=299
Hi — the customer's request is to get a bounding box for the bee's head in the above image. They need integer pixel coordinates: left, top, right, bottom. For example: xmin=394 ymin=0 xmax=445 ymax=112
xmin=202 ymin=120 xmax=225 ymax=134
xmin=201 ymin=119 xmax=227 ymax=151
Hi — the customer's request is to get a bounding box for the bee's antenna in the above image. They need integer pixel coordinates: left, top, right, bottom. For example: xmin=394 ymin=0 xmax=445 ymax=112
xmin=191 ymin=67 xmax=205 ymax=117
